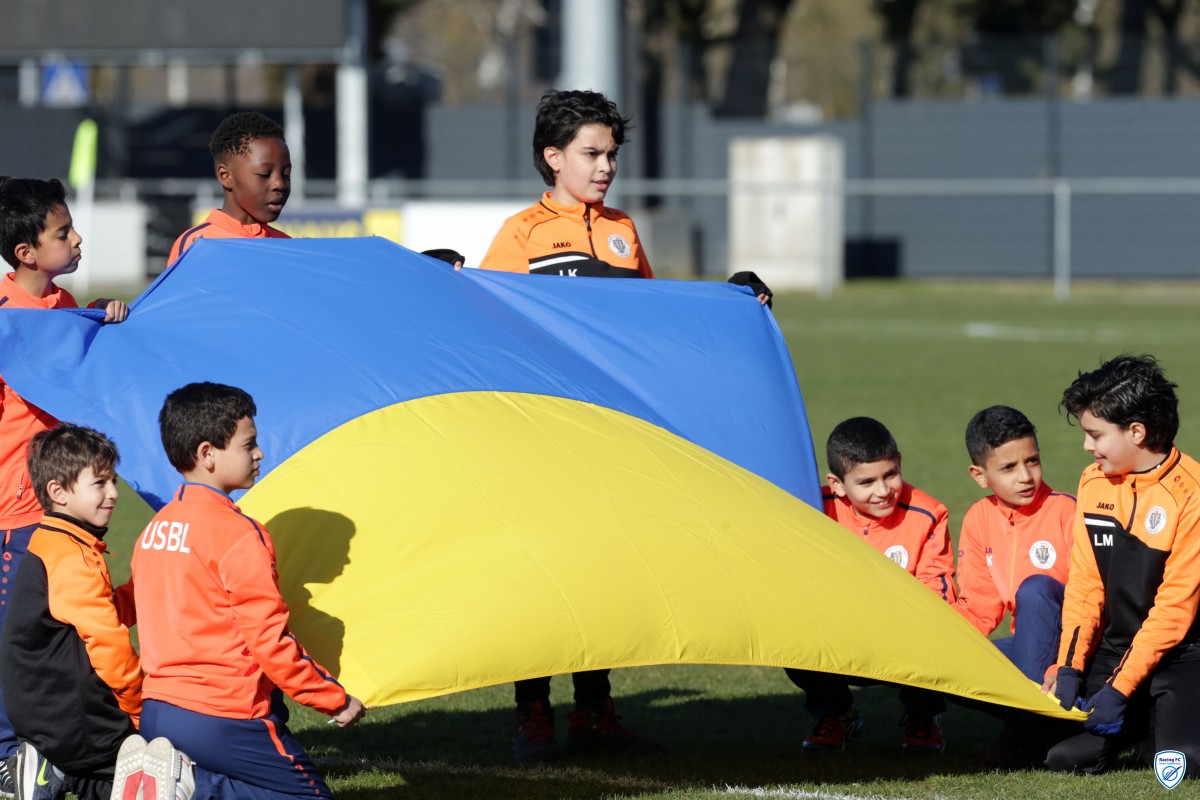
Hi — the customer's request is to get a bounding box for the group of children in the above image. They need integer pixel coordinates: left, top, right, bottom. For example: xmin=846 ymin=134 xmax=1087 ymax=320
xmin=0 ymin=85 xmax=1197 ymax=800
xmin=794 ymin=357 xmax=1200 ymax=779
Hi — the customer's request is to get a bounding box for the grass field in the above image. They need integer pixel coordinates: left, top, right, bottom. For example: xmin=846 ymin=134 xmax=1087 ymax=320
xmin=105 ymin=279 xmax=1200 ymax=799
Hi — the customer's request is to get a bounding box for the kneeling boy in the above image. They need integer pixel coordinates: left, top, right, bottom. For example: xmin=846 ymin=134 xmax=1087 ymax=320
xmin=955 ymin=406 xmax=1075 ymax=681
xmin=0 ymin=425 xmax=140 ymax=800
xmin=121 ymin=382 xmax=364 ymax=800
xmin=1044 ymin=355 xmax=1200 ymax=776
xmin=787 ymin=417 xmax=956 ymax=753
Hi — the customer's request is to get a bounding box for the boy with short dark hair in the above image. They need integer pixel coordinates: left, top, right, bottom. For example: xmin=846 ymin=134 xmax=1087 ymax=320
xmin=477 ymin=89 xmax=676 ymax=762
xmin=0 ymin=176 xmax=127 ymax=792
xmin=1044 ymin=355 xmax=1200 ymax=776
xmin=479 ymin=89 xmax=652 ymax=279
xmin=0 ymin=424 xmax=140 ymax=800
xmin=118 ymin=382 xmax=365 ymax=799
xmin=166 ymin=112 xmax=291 ymax=266
xmin=787 ymin=417 xmax=955 ymax=753
xmin=955 ymin=406 xmax=1076 ymax=767
xmin=955 ymin=406 xmax=1075 ymax=681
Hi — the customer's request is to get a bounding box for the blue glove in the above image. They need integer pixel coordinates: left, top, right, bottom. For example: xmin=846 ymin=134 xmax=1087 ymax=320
xmin=1082 ymin=684 xmax=1127 ymax=735
xmin=1053 ymin=667 xmax=1082 ymax=711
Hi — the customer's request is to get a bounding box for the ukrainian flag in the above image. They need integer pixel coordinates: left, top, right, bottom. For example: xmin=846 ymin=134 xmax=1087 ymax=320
xmin=0 ymin=238 xmax=1076 ymax=716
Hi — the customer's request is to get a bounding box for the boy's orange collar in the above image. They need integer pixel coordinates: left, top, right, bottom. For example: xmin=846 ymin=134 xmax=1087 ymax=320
xmin=539 ymin=191 xmax=605 ymax=218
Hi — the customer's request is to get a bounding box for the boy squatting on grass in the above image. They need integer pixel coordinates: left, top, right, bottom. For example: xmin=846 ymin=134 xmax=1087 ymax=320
xmin=1043 ymin=355 xmax=1200 ymax=776
xmin=475 ymin=88 xmax=767 ymax=764
xmin=0 ymin=425 xmax=171 ymax=800
xmin=113 ymin=383 xmax=365 ymax=800
xmin=167 ymin=112 xmax=291 ymax=266
xmin=0 ymin=177 xmax=127 ymax=795
xmin=786 ymin=417 xmax=955 ymax=753
xmin=952 ymin=405 xmax=1075 ymax=765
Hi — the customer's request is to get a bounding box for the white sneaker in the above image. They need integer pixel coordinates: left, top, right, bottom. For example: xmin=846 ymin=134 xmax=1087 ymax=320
xmin=140 ymin=738 xmax=194 ymax=800
xmin=15 ymin=741 xmax=65 ymax=800
xmin=109 ymin=734 xmax=147 ymax=800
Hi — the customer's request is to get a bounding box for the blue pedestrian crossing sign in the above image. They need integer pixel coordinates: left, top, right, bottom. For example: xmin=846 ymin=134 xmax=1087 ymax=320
xmin=41 ymin=61 xmax=89 ymax=107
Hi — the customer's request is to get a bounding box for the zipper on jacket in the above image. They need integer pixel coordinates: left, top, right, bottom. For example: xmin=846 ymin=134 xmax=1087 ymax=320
xmin=584 ymin=206 xmax=598 ymax=258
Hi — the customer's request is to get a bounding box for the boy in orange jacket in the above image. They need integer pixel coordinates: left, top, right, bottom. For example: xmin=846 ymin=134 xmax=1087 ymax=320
xmin=954 ymin=406 xmax=1075 ymax=681
xmin=1044 ymin=355 xmax=1200 ymax=777
xmin=953 ymin=405 xmax=1075 ymax=766
xmin=788 ymin=417 xmax=955 ymax=753
xmin=0 ymin=425 xmax=142 ymax=800
xmin=0 ymin=176 xmax=127 ymax=792
xmin=167 ymin=112 xmax=291 ymax=266
xmin=115 ymin=382 xmax=365 ymax=800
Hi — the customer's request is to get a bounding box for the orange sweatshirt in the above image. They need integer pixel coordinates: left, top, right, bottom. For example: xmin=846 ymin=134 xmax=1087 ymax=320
xmin=479 ymin=193 xmax=653 ymax=278
xmin=954 ymin=484 xmax=1075 ymax=637
xmin=824 ymin=482 xmax=957 ymax=603
xmin=131 ymin=483 xmax=346 ymax=719
xmin=0 ymin=513 xmax=140 ymax=771
xmin=0 ymin=273 xmax=79 ymax=528
xmin=1057 ymin=448 xmax=1200 ymax=698
xmin=167 ymin=209 xmax=289 ymax=266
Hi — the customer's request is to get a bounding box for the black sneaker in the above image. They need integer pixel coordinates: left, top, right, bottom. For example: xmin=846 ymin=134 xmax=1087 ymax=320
xmin=15 ymin=741 xmax=64 ymax=800
xmin=513 ymin=701 xmax=560 ymax=762
xmin=566 ymin=697 xmax=662 ymax=754
xmin=0 ymin=753 xmax=15 ymax=800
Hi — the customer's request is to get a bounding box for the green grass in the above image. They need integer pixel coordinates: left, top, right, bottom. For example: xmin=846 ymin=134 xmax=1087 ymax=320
xmin=105 ymin=279 xmax=1200 ymax=799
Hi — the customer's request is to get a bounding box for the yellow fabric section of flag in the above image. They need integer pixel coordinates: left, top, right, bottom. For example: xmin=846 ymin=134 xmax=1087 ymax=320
xmin=242 ymin=391 xmax=1082 ymax=718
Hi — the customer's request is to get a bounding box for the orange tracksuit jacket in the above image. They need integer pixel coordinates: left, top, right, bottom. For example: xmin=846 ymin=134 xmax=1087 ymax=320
xmin=824 ymin=482 xmax=957 ymax=603
xmin=954 ymin=484 xmax=1075 ymax=637
xmin=0 ymin=513 xmax=140 ymax=771
xmin=167 ymin=208 xmax=289 ymax=266
xmin=1058 ymin=448 xmax=1200 ymax=698
xmin=0 ymin=273 xmax=80 ymax=529
xmin=479 ymin=193 xmax=654 ymax=278
xmin=131 ymin=483 xmax=346 ymax=719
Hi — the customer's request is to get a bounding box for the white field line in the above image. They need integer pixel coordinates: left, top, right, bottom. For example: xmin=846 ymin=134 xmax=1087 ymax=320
xmin=320 ymin=756 xmax=927 ymax=800
xmin=718 ymin=786 xmax=926 ymax=800
xmin=779 ymin=318 xmax=1170 ymax=345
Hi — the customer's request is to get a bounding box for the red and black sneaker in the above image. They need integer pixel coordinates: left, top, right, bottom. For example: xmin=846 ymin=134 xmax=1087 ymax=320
xmin=566 ymin=697 xmax=663 ymax=754
xmin=900 ymin=714 xmax=946 ymax=753
xmin=513 ymin=700 xmax=561 ymax=762
xmin=802 ymin=705 xmax=865 ymax=750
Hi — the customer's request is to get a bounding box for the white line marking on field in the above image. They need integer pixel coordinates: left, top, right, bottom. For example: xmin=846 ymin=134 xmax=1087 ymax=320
xmin=962 ymin=322 xmax=1128 ymax=343
xmin=718 ymin=786 xmax=900 ymax=800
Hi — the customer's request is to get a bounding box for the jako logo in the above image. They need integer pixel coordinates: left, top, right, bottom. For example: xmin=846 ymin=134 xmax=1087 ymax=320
xmin=1096 ymin=502 xmax=1115 ymax=510
xmin=1155 ymin=750 xmax=1186 ymax=790
xmin=552 ymin=241 xmax=571 ymax=249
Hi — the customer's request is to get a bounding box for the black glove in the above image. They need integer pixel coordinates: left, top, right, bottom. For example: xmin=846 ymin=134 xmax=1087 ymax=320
xmin=1053 ymin=666 xmax=1082 ymax=711
xmin=727 ymin=271 xmax=773 ymax=308
xmin=1082 ymin=685 xmax=1127 ymax=735
xmin=421 ymin=248 xmax=465 ymax=268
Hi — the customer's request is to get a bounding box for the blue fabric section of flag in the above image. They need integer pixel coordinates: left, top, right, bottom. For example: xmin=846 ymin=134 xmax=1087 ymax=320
xmin=0 ymin=237 xmax=821 ymax=510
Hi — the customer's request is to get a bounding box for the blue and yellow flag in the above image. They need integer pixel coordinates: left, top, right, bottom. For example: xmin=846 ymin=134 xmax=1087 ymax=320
xmin=0 ymin=238 xmax=1075 ymax=716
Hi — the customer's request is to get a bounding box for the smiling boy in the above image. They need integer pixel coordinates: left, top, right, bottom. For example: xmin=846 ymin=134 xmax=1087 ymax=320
xmin=787 ymin=417 xmax=956 ymax=753
xmin=1044 ymin=355 xmax=1200 ymax=777
xmin=166 ymin=112 xmax=291 ymax=266
xmin=0 ymin=424 xmax=142 ymax=800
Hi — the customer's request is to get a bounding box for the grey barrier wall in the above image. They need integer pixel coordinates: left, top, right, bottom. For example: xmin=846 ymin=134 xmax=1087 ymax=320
xmin=428 ymin=99 xmax=1200 ymax=279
